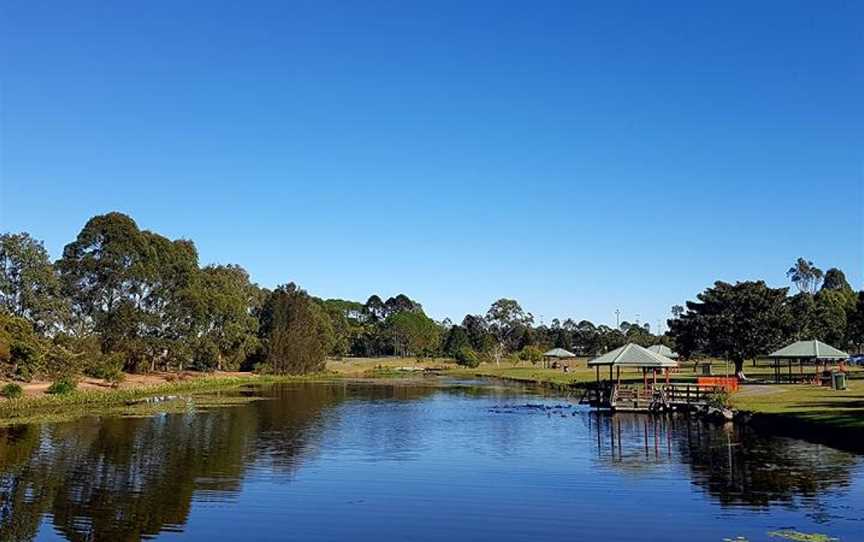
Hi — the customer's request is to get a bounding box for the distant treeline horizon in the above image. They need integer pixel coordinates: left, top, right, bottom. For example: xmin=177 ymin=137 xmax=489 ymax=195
xmin=1 ymin=213 xmax=862 ymax=381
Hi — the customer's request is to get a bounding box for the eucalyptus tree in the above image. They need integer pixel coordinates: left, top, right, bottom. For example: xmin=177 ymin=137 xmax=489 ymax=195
xmin=57 ymin=213 xmax=154 ymax=353
xmin=56 ymin=213 xmax=200 ymax=371
xmin=0 ymin=232 xmax=67 ymax=334
xmin=787 ymin=258 xmax=824 ymax=295
xmin=485 ymin=299 xmax=533 ymax=366
xmin=189 ymin=264 xmax=260 ymax=371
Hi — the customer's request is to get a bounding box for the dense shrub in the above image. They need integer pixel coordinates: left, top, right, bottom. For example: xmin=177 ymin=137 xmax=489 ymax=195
xmin=518 ymin=345 xmax=544 ymax=365
xmin=0 ymin=312 xmax=46 ymax=381
xmin=0 ymin=383 xmax=23 ymax=399
xmin=455 ymin=346 xmax=479 ymax=368
xmin=46 ymin=377 xmax=77 ymax=395
xmin=259 ymin=284 xmax=334 ymax=375
xmin=83 ymin=351 xmax=126 ymax=384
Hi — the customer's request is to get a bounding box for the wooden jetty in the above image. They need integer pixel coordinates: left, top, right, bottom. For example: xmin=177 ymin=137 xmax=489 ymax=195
xmin=580 ymin=382 xmax=724 ymax=411
xmin=581 ymin=343 xmax=726 ymax=412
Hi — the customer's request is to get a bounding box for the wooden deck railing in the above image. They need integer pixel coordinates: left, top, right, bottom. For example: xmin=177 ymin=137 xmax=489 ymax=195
xmin=580 ymin=382 xmax=726 ymax=409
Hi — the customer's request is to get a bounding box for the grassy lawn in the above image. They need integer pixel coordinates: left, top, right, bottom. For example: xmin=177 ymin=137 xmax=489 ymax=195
xmin=325 ymin=356 xmax=454 ymax=377
xmin=447 ymin=363 xmax=599 ymax=386
xmin=731 ymin=378 xmax=864 ymax=430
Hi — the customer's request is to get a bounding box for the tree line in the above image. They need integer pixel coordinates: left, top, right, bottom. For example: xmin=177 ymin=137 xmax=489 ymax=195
xmin=1 ymin=213 xmax=670 ymax=380
xmin=2 ymin=214 xmax=860 ymax=382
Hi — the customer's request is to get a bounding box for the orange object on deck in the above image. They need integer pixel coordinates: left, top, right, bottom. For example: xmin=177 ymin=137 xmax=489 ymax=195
xmin=697 ymin=376 xmax=739 ymax=392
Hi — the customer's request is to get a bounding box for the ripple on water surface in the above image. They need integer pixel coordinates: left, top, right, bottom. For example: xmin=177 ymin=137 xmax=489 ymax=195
xmin=1 ymin=381 xmax=862 ymax=541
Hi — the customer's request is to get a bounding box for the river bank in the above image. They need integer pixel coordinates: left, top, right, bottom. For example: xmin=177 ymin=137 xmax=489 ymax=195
xmin=3 ymin=357 xmax=863 ymax=452
xmin=0 ymin=357 xmax=459 ymax=425
xmin=0 ymin=373 xmax=320 ymax=426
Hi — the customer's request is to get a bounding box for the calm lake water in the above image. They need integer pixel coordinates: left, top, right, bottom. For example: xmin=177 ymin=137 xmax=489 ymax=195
xmin=1 ymin=380 xmax=862 ymax=541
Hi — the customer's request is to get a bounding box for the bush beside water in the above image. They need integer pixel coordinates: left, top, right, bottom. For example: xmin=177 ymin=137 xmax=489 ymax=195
xmin=1 ymin=383 xmax=23 ymax=399
xmin=455 ymin=347 xmax=479 ymax=368
xmin=47 ymin=378 xmax=77 ymax=395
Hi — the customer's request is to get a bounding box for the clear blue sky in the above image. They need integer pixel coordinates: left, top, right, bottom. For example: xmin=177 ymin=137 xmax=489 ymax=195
xmin=1 ymin=1 xmax=862 ymax=330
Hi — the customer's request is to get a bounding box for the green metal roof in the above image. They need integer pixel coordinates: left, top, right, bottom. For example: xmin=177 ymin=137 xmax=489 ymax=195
xmin=543 ymin=348 xmax=576 ymax=358
xmin=647 ymin=344 xmax=678 ymax=358
xmin=768 ymin=340 xmax=848 ymax=360
xmin=588 ymin=343 xmax=678 ymax=368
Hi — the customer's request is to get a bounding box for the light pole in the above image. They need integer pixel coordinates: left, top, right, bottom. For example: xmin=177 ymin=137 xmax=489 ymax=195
xmin=615 ymin=309 xmax=620 ymax=329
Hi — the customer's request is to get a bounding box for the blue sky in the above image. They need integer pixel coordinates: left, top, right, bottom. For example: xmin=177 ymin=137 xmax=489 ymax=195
xmin=1 ymin=1 xmax=861 ymax=329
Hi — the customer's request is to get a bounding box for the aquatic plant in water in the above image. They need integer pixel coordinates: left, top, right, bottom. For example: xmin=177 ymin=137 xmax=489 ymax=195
xmin=768 ymin=531 xmax=838 ymax=542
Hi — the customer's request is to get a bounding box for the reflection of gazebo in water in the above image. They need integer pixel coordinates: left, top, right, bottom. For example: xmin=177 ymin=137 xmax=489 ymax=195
xmin=767 ymin=340 xmax=848 ymax=384
xmin=646 ymin=344 xmax=678 ymax=360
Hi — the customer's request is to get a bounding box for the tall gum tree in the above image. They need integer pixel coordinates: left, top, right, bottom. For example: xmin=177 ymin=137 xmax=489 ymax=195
xmin=485 ymin=299 xmax=533 ymax=367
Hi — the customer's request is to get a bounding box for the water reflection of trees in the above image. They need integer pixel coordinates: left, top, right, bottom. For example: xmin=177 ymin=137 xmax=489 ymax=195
xmin=0 ymin=410 xmax=259 ymax=542
xmin=0 ymin=382 xmax=440 ymax=541
xmin=586 ymin=413 xmax=860 ymax=510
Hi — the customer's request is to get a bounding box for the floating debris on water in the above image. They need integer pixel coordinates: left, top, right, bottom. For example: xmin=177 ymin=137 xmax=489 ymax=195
xmin=768 ymin=531 xmax=839 ymax=542
xmin=125 ymin=395 xmax=179 ymax=406
xmin=488 ymin=403 xmax=575 ymax=415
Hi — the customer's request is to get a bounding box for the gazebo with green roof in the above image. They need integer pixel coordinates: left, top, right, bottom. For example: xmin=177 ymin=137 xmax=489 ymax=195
xmin=543 ymin=348 xmax=576 ymax=359
xmin=588 ymin=343 xmax=678 ymax=388
xmin=767 ymin=340 xmax=849 ymax=383
xmin=647 ymin=344 xmax=678 ymax=359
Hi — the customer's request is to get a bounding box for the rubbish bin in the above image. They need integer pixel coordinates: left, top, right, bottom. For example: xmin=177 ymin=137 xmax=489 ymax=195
xmin=832 ymin=371 xmax=847 ymax=391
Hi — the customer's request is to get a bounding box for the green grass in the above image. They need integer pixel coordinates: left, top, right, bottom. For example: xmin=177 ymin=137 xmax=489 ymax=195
xmin=731 ymin=378 xmax=864 ymax=430
xmin=0 ymin=383 xmax=23 ymax=399
xmin=447 ymin=364 xmax=595 ymax=387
